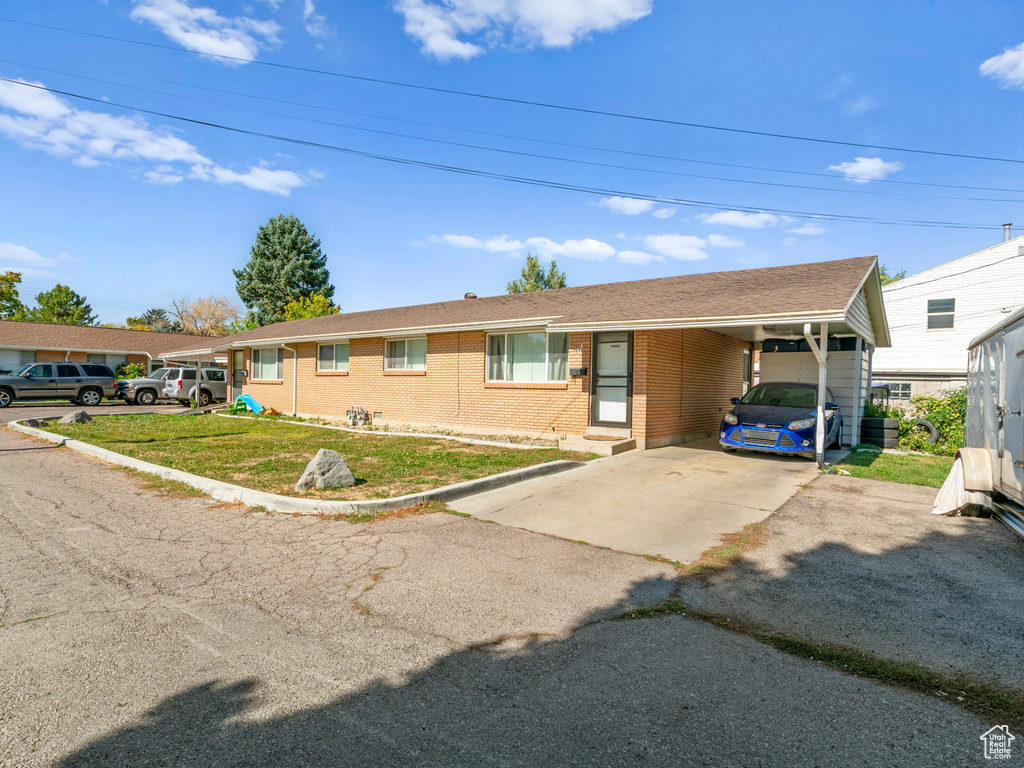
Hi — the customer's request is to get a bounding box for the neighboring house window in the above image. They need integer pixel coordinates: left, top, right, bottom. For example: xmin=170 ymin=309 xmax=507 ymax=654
xmin=486 ymin=332 xmax=568 ymax=382
xmin=385 ymin=338 xmax=427 ymax=371
xmin=0 ymin=350 xmax=34 ymax=374
xmin=251 ymin=348 xmax=284 ymax=380
xmin=927 ymin=298 xmax=955 ymax=329
xmin=87 ymin=353 xmax=127 ymax=368
xmin=318 ymin=343 xmax=350 ymax=371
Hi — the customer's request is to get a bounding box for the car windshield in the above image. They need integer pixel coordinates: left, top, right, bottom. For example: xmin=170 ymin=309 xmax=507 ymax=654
xmin=10 ymin=364 xmax=32 ymax=377
xmin=740 ymin=384 xmax=818 ymax=409
xmin=149 ymin=368 xmax=171 ymax=380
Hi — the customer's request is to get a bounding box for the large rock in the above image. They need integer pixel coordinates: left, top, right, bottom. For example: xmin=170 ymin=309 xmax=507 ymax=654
xmin=22 ymin=418 xmax=50 ymax=428
xmin=295 ymin=449 xmax=356 ymax=491
xmin=59 ymin=410 xmax=93 ymax=425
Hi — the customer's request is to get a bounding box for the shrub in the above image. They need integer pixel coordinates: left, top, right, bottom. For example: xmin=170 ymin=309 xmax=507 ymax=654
xmin=115 ymin=362 xmax=147 ymax=379
xmin=900 ymin=386 xmax=966 ymax=456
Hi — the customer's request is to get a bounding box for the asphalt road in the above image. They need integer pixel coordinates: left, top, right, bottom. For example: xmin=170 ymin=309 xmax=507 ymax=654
xmin=2 ymin=400 xmax=187 ymax=422
xmin=0 ymin=427 xmax=996 ymax=767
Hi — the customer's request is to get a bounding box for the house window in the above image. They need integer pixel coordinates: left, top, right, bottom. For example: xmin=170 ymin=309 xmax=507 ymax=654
xmin=927 ymin=298 xmax=955 ymax=329
xmin=889 ymin=383 xmax=912 ymax=400
xmin=251 ymin=347 xmax=284 ymax=380
xmin=0 ymin=350 xmax=34 ymax=374
xmin=486 ymin=332 xmax=568 ymax=382
xmin=318 ymin=342 xmax=350 ymax=371
xmin=385 ymin=338 xmax=427 ymax=370
xmin=87 ymin=353 xmax=127 ymax=368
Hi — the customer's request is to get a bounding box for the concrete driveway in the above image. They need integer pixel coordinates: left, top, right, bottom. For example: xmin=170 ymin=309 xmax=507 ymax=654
xmin=451 ymin=438 xmax=846 ymax=563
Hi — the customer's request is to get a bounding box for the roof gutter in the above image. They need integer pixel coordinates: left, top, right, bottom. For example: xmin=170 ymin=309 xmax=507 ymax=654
xmin=552 ymin=311 xmax=846 ymax=333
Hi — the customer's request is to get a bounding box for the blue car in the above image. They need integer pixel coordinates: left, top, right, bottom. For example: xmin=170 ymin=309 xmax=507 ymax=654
xmin=719 ymin=381 xmax=843 ymax=458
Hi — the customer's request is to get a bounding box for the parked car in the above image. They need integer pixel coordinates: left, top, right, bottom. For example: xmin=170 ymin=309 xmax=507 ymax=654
xmin=115 ymin=367 xmax=173 ymax=406
xmin=719 ymin=381 xmax=843 ymax=458
xmin=161 ymin=367 xmax=228 ymax=407
xmin=0 ymin=362 xmax=116 ymax=408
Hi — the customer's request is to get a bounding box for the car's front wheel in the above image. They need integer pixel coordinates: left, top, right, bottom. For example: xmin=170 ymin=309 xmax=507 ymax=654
xmin=0 ymin=389 xmax=12 ymax=408
xmin=78 ymin=388 xmax=102 ymax=407
xmin=136 ymin=389 xmax=157 ymax=406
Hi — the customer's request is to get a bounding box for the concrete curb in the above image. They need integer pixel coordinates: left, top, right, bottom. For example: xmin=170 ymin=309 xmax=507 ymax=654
xmin=7 ymin=419 xmax=585 ymax=517
xmin=215 ymin=412 xmax=558 ymax=450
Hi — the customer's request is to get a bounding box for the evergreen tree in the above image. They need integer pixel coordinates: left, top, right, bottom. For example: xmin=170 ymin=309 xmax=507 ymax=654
xmin=234 ymin=215 xmax=335 ymax=326
xmin=18 ymin=284 xmax=98 ymax=325
xmin=507 ymin=254 xmax=568 ymax=293
xmin=0 ymin=271 xmax=24 ymax=319
xmin=879 ymin=264 xmax=907 ymax=285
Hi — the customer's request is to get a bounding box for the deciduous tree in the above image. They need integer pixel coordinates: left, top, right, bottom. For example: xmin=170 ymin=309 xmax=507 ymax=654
xmin=171 ymin=296 xmax=239 ymax=337
xmin=0 ymin=271 xmax=24 ymax=319
xmin=234 ymin=215 xmax=335 ymax=326
xmin=283 ymin=293 xmax=340 ymax=321
xmin=18 ymin=284 xmax=97 ymax=325
xmin=879 ymin=264 xmax=907 ymax=285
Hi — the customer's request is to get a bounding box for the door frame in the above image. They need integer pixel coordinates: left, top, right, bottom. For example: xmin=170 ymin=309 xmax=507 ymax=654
xmin=590 ymin=331 xmax=633 ymax=428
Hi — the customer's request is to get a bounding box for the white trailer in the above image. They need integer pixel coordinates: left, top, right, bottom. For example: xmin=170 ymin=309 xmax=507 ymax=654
xmin=957 ymin=306 xmax=1024 ymax=538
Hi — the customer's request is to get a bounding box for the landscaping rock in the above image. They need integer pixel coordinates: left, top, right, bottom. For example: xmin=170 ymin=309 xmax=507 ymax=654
xmin=58 ymin=410 xmax=93 ymax=425
xmin=295 ymin=449 xmax=355 ymax=491
xmin=22 ymin=418 xmax=50 ymax=428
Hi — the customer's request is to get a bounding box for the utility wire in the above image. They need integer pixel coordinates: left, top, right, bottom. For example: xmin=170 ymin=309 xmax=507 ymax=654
xmin=0 ymin=77 xmax=1001 ymax=232
xmin=4 ymin=16 xmax=1024 ymax=166
xmin=883 ymin=251 xmax=1024 ymax=296
xmin=8 ymin=60 xmax=1024 ymax=204
xmin=6 ymin=48 xmax=1024 ymax=196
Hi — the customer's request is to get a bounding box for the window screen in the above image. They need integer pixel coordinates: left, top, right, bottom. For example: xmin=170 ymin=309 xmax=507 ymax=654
xmin=927 ymin=298 xmax=955 ymax=329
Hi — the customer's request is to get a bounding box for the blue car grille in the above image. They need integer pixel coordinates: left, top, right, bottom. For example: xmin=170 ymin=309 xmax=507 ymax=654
xmin=778 ymin=434 xmax=796 ymax=448
xmin=741 ymin=428 xmax=779 ymax=446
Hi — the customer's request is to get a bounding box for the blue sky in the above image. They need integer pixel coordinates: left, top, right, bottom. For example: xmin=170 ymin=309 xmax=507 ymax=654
xmin=2 ymin=0 xmax=1024 ymax=324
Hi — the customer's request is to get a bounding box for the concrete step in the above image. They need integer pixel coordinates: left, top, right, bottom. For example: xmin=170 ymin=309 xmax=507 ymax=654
xmin=559 ymin=435 xmax=636 ymax=456
xmin=585 ymin=425 xmax=632 ymax=438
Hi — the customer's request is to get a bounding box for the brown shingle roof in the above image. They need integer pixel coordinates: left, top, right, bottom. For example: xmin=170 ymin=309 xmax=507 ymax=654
xmin=168 ymin=256 xmax=876 ymax=353
xmin=0 ymin=319 xmax=217 ymax=356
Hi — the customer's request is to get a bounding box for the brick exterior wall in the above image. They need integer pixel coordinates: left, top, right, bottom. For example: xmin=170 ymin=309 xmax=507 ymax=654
xmin=234 ymin=327 xmax=748 ymax=445
xmin=236 ymin=331 xmax=594 ymax=438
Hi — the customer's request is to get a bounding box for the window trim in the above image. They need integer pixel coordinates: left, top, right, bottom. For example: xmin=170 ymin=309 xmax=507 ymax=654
xmin=926 ymin=298 xmax=955 ymax=331
xmin=317 ymin=341 xmax=350 ymax=372
xmin=384 ymin=337 xmax=427 ymax=371
xmin=251 ymin=347 xmax=284 ymax=381
xmin=485 ymin=330 xmax=569 ymax=384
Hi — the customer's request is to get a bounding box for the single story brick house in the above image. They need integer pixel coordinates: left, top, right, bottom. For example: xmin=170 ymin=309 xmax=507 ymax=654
xmin=0 ymin=320 xmax=224 ymax=374
xmin=165 ymin=256 xmax=889 ymax=450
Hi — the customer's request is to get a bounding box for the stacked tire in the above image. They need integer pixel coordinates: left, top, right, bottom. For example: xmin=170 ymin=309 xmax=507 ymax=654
xmin=861 ymin=417 xmax=899 ymax=449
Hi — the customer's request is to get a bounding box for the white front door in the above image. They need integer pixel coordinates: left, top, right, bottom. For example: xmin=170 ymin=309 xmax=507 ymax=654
xmin=592 ymin=332 xmax=631 ymax=426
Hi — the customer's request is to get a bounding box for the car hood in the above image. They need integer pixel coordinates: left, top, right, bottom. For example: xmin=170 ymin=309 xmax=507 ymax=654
xmin=121 ymin=377 xmax=164 ymax=385
xmin=729 ymin=404 xmax=816 ymax=426
xmin=0 ymin=374 xmax=25 ymax=386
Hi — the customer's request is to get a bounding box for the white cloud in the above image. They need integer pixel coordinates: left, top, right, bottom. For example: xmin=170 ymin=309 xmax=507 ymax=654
xmin=130 ymin=0 xmax=281 ymax=62
xmin=652 ymin=207 xmax=675 ymax=219
xmin=303 ymin=0 xmax=329 ymax=38
xmin=707 ymin=234 xmax=744 ymax=248
xmin=393 ymin=0 xmax=652 ymax=61
xmin=981 ymin=41 xmax=1024 ymax=88
xmin=431 ymin=234 xmax=524 ymax=253
xmin=696 ymin=211 xmax=780 ymax=229
xmin=616 ymin=250 xmax=662 ymax=264
xmin=643 ymin=234 xmax=708 ymax=261
xmin=597 ymin=196 xmax=654 ymax=215
xmin=0 ymin=79 xmax=308 ymax=196
xmin=827 ymin=156 xmax=904 ymax=183
xmin=526 ymin=237 xmax=616 ymax=261
xmin=842 ymin=95 xmax=878 ymax=116
xmin=0 ymin=243 xmax=69 ymax=278
xmin=788 ymin=223 xmax=826 ymax=236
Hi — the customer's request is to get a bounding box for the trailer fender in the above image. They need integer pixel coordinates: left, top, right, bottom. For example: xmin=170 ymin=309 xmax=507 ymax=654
xmin=955 ymin=447 xmax=993 ymax=493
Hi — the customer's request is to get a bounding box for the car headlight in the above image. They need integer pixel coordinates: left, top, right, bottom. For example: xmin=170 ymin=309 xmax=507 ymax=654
xmin=788 ymin=417 xmax=815 ymax=431
xmin=723 ymin=413 xmax=739 ymax=425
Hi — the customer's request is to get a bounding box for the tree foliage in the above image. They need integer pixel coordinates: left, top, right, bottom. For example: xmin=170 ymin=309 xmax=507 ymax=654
xmin=234 ymin=215 xmax=335 ymax=326
xmin=126 ymin=308 xmax=181 ymax=333
xmin=0 ymin=271 xmax=24 ymax=319
xmin=507 ymin=254 xmax=568 ymax=294
xmin=283 ymin=293 xmax=340 ymax=321
xmin=171 ymin=295 xmax=239 ymax=337
xmin=114 ymin=362 xmax=147 ymax=379
xmin=879 ymin=263 xmax=907 ymax=286
xmin=18 ymin=284 xmax=98 ymax=325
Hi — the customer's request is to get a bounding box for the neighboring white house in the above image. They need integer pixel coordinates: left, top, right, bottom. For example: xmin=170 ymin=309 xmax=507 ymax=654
xmin=871 ymin=233 xmax=1024 ymax=401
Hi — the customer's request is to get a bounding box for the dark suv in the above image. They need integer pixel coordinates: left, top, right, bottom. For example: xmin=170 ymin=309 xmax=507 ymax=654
xmin=0 ymin=362 xmax=117 ymax=408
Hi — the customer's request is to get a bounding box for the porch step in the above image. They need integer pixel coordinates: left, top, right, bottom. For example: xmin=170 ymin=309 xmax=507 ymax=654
xmin=560 ymin=435 xmax=637 ymax=456
xmin=585 ymin=426 xmax=632 ymax=438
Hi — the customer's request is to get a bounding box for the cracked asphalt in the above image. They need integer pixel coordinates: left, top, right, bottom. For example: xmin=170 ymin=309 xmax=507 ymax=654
xmin=0 ymin=426 xmax=998 ymax=766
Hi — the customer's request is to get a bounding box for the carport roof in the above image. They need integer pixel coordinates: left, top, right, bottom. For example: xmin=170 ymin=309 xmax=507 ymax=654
xmin=163 ymin=255 xmax=886 ymax=355
xmin=0 ymin=319 xmax=220 ymax=357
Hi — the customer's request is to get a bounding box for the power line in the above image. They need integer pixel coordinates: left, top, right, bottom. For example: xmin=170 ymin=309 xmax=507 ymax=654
xmin=884 ymin=252 xmax=1024 ymax=296
xmin=7 ymin=49 xmax=1024 ymax=197
xmin=8 ymin=60 xmax=1024 ymax=205
xmin=4 ymin=16 xmax=1024 ymax=166
xmin=0 ymin=77 xmax=1001 ymax=232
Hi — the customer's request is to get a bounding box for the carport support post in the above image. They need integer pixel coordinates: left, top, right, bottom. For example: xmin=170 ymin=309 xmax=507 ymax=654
xmin=803 ymin=322 xmax=829 ymax=468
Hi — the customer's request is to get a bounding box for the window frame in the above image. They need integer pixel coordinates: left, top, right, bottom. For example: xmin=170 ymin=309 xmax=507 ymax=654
xmin=384 ymin=337 xmax=427 ymax=371
xmin=251 ymin=347 xmax=284 ymax=381
xmin=926 ymin=298 xmax=955 ymax=330
xmin=317 ymin=342 xmax=351 ymax=372
xmin=485 ymin=331 xmax=569 ymax=383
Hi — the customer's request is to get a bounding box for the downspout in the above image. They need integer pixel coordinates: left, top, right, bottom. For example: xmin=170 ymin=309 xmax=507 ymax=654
xmin=803 ymin=322 xmax=829 ymax=468
xmin=283 ymin=345 xmax=297 ymax=416
xmin=65 ymin=351 xmax=70 ymax=362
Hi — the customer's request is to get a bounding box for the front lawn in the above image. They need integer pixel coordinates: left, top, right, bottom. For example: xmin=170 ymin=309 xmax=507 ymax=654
xmin=45 ymin=414 xmax=595 ymax=500
xmin=835 ymin=450 xmax=954 ymax=488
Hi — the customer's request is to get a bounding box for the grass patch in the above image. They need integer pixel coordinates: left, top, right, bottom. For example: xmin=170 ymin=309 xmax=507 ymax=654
xmin=114 ymin=466 xmax=206 ymax=498
xmin=46 ymin=414 xmax=595 ymax=502
xmin=836 ymin=450 xmax=954 ymax=488
xmin=1 ymin=615 xmax=52 ymax=628
xmin=678 ymin=521 xmax=767 ymax=579
xmin=614 ymin=598 xmax=687 ymax=620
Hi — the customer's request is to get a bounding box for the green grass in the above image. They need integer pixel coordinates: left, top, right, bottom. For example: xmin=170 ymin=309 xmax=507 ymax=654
xmin=45 ymin=414 xmax=595 ymax=501
xmin=835 ymin=450 xmax=954 ymax=488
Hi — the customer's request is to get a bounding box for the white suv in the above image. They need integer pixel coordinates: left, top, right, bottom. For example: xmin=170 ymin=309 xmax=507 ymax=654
xmin=161 ymin=368 xmax=228 ymax=407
